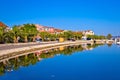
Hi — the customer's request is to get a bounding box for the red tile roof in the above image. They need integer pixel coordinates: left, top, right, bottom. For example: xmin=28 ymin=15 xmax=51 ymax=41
xmin=0 ymin=22 xmax=8 ymax=28
xmin=55 ymin=29 xmax=64 ymax=32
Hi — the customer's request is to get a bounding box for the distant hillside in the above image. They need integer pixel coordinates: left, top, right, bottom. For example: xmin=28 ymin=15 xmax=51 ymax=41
xmin=0 ymin=22 xmax=8 ymax=28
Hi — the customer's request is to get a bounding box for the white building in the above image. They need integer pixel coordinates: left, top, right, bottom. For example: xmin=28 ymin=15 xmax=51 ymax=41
xmin=81 ymin=30 xmax=94 ymax=40
xmin=82 ymin=30 xmax=94 ymax=36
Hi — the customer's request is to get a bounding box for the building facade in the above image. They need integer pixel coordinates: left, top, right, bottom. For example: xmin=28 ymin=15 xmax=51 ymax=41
xmin=0 ymin=22 xmax=10 ymax=32
xmin=35 ymin=24 xmax=63 ymax=34
xmin=82 ymin=30 xmax=94 ymax=36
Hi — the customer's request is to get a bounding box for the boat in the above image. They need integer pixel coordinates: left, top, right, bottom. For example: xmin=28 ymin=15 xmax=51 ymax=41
xmin=116 ymin=42 xmax=120 ymax=44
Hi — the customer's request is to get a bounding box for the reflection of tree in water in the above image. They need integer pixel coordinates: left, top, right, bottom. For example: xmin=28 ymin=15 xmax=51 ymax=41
xmin=0 ymin=44 xmax=103 ymax=75
xmin=18 ymin=53 xmax=38 ymax=67
xmin=9 ymin=58 xmax=20 ymax=70
xmin=87 ymin=44 xmax=104 ymax=49
xmin=40 ymin=45 xmax=84 ymax=57
xmin=0 ymin=53 xmax=38 ymax=75
xmin=107 ymin=44 xmax=112 ymax=47
xmin=61 ymin=45 xmax=84 ymax=55
xmin=62 ymin=46 xmax=74 ymax=55
xmin=0 ymin=62 xmax=5 ymax=75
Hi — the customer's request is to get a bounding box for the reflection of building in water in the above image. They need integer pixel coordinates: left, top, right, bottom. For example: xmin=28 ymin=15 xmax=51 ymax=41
xmin=35 ymin=51 xmax=42 ymax=56
xmin=81 ymin=43 xmax=94 ymax=50
xmin=0 ymin=44 xmax=103 ymax=75
xmin=59 ymin=46 xmax=65 ymax=51
xmin=35 ymin=51 xmax=43 ymax=61
xmin=115 ymin=38 xmax=120 ymax=44
xmin=37 ymin=57 xmax=42 ymax=61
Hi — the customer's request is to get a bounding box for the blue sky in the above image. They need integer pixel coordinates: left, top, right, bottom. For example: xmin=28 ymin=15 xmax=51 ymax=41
xmin=0 ymin=0 xmax=120 ymax=35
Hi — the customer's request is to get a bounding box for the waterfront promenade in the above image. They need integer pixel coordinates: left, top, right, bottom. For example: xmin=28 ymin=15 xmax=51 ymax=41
xmin=0 ymin=40 xmax=94 ymax=56
xmin=0 ymin=41 xmax=58 ymax=50
xmin=0 ymin=40 xmax=113 ymax=57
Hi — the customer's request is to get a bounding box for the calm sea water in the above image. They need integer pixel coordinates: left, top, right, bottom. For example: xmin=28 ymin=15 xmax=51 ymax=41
xmin=0 ymin=44 xmax=120 ymax=80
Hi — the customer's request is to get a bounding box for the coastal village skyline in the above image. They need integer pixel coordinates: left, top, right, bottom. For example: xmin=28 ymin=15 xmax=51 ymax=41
xmin=1 ymin=21 xmax=120 ymax=38
xmin=0 ymin=21 xmax=95 ymax=36
xmin=1 ymin=21 xmax=119 ymax=36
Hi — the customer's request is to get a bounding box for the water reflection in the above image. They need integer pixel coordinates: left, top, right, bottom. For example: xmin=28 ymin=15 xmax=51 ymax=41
xmin=0 ymin=43 xmax=104 ymax=76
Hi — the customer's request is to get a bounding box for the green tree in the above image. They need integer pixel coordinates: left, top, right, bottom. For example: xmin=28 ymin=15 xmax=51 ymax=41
xmin=21 ymin=24 xmax=30 ymax=42
xmin=49 ymin=34 xmax=57 ymax=41
xmin=39 ymin=32 xmax=50 ymax=41
xmin=107 ymin=34 xmax=112 ymax=40
xmin=57 ymin=33 xmax=65 ymax=38
xmin=28 ymin=24 xmax=38 ymax=42
xmin=87 ymin=35 xmax=106 ymax=40
xmin=73 ymin=32 xmax=82 ymax=40
xmin=0 ymin=27 xmax=5 ymax=43
xmin=63 ymin=31 xmax=73 ymax=40
xmin=12 ymin=25 xmax=21 ymax=43
xmin=4 ymin=31 xmax=14 ymax=43
xmin=21 ymin=24 xmax=38 ymax=42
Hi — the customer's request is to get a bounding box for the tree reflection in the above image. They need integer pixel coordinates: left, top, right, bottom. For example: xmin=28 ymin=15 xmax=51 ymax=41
xmin=0 ymin=62 xmax=5 ymax=75
xmin=107 ymin=44 xmax=112 ymax=47
xmin=0 ymin=44 xmax=103 ymax=75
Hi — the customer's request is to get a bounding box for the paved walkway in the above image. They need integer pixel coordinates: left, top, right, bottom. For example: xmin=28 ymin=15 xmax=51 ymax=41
xmin=0 ymin=40 xmax=94 ymax=56
xmin=0 ymin=41 xmax=58 ymax=50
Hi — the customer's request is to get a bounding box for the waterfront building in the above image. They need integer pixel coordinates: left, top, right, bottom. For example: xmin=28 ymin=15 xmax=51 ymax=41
xmin=35 ymin=24 xmax=64 ymax=34
xmin=82 ymin=30 xmax=94 ymax=36
xmin=81 ymin=36 xmax=87 ymax=40
xmin=0 ymin=22 xmax=8 ymax=28
xmin=81 ymin=30 xmax=94 ymax=40
xmin=0 ymin=21 xmax=10 ymax=32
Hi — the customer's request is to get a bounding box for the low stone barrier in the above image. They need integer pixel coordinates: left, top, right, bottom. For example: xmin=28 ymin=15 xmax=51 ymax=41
xmin=0 ymin=40 xmax=93 ymax=56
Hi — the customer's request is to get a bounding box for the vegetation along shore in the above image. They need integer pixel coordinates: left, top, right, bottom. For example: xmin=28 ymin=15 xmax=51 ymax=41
xmin=0 ymin=22 xmax=114 ymax=56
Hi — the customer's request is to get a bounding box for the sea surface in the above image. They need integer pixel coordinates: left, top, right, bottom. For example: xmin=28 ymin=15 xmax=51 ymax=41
xmin=0 ymin=44 xmax=120 ymax=80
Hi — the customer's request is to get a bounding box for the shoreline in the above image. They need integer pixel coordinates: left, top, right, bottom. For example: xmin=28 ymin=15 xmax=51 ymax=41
xmin=0 ymin=43 xmax=82 ymax=63
xmin=0 ymin=40 xmax=113 ymax=57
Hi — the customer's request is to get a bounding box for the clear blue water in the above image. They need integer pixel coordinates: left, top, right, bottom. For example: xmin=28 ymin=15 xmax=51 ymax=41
xmin=0 ymin=44 xmax=120 ymax=80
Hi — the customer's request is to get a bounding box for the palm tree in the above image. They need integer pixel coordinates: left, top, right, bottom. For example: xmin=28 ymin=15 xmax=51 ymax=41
xmin=0 ymin=27 xmax=5 ymax=43
xmin=12 ymin=25 xmax=21 ymax=43
xmin=29 ymin=24 xmax=38 ymax=42
xmin=21 ymin=24 xmax=29 ymax=42
xmin=4 ymin=31 xmax=14 ymax=43
xmin=63 ymin=31 xmax=73 ymax=40
xmin=49 ymin=34 xmax=57 ymax=41
xmin=39 ymin=32 xmax=50 ymax=41
xmin=21 ymin=24 xmax=38 ymax=42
